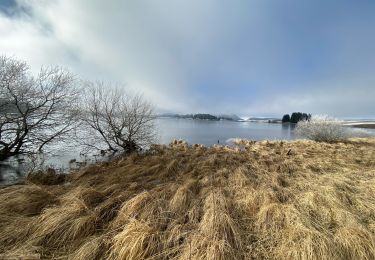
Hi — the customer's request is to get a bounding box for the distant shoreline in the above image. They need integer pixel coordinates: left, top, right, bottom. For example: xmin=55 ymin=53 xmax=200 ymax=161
xmin=158 ymin=116 xmax=375 ymax=129
xmin=344 ymin=122 xmax=375 ymax=129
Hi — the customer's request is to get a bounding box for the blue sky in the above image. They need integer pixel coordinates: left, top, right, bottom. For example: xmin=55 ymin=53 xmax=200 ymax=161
xmin=1 ymin=0 xmax=375 ymax=118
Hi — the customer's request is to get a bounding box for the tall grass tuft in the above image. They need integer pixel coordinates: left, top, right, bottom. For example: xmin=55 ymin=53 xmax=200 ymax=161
xmin=1 ymin=137 xmax=375 ymax=259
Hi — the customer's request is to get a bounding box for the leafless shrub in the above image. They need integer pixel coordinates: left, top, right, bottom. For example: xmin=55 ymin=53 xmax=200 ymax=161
xmin=0 ymin=56 xmax=80 ymax=161
xmin=295 ymin=115 xmax=349 ymax=142
xmin=79 ymin=81 xmax=157 ymax=154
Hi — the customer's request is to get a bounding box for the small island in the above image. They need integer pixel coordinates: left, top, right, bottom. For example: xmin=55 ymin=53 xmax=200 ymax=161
xmin=158 ymin=113 xmax=242 ymax=121
xmin=281 ymin=112 xmax=312 ymax=123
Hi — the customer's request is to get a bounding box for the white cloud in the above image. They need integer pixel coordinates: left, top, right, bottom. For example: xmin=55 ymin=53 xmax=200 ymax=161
xmin=1 ymin=0 xmax=374 ymax=117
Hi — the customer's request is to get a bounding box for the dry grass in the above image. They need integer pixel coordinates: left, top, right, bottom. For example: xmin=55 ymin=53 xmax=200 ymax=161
xmin=1 ymin=138 xmax=375 ymax=259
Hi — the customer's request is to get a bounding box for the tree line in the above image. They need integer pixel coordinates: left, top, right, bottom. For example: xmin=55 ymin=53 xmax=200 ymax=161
xmin=282 ymin=112 xmax=311 ymax=123
xmin=171 ymin=113 xmax=240 ymax=121
xmin=176 ymin=114 xmax=219 ymax=120
xmin=0 ymin=56 xmax=156 ymax=161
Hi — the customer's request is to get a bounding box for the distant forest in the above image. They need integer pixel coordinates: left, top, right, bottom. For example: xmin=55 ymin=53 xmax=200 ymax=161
xmin=178 ymin=114 xmax=218 ymax=120
xmin=282 ymin=112 xmax=311 ymax=123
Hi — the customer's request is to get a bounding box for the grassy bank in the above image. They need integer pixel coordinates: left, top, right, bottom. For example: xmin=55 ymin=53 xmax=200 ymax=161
xmin=1 ymin=138 xmax=375 ymax=259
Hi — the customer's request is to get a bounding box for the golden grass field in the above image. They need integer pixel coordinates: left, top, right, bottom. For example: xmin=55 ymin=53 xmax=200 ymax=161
xmin=1 ymin=138 xmax=375 ymax=259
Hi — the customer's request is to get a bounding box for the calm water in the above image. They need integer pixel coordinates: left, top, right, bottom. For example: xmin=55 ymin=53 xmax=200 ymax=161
xmin=0 ymin=119 xmax=296 ymax=185
xmin=156 ymin=118 xmax=296 ymax=145
xmin=5 ymin=118 xmax=374 ymax=185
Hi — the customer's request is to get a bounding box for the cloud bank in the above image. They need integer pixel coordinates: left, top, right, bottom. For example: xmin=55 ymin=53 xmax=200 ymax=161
xmin=1 ymin=0 xmax=375 ymax=117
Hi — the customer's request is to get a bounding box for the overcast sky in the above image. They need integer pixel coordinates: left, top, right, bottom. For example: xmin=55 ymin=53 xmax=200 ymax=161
xmin=1 ymin=0 xmax=375 ymax=118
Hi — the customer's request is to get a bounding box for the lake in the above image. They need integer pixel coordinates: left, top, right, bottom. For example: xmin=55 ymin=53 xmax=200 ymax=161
xmin=156 ymin=118 xmax=296 ymax=145
xmin=2 ymin=118 xmax=374 ymax=185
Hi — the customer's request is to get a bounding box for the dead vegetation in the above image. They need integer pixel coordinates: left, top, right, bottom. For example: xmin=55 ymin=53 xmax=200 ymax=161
xmin=1 ymin=138 xmax=375 ymax=259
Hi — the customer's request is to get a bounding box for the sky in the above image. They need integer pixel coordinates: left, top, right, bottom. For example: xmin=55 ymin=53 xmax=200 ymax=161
xmin=1 ymin=0 xmax=375 ymax=118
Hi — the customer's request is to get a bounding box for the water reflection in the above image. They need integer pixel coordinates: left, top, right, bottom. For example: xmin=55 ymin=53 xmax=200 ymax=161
xmin=0 ymin=149 xmax=111 ymax=185
xmin=0 ymin=120 xmax=307 ymax=185
xmin=0 ymin=157 xmax=26 ymax=185
xmin=156 ymin=119 xmax=297 ymax=145
xmin=281 ymin=123 xmax=296 ymax=139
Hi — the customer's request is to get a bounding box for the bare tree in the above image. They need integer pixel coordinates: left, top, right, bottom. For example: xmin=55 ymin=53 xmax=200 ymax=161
xmin=0 ymin=56 xmax=80 ymax=161
xmin=79 ymin=81 xmax=157 ymax=154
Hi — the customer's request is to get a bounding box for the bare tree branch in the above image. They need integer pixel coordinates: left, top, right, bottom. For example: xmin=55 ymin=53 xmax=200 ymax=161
xmin=78 ymin=81 xmax=157 ymax=154
xmin=0 ymin=56 xmax=80 ymax=161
